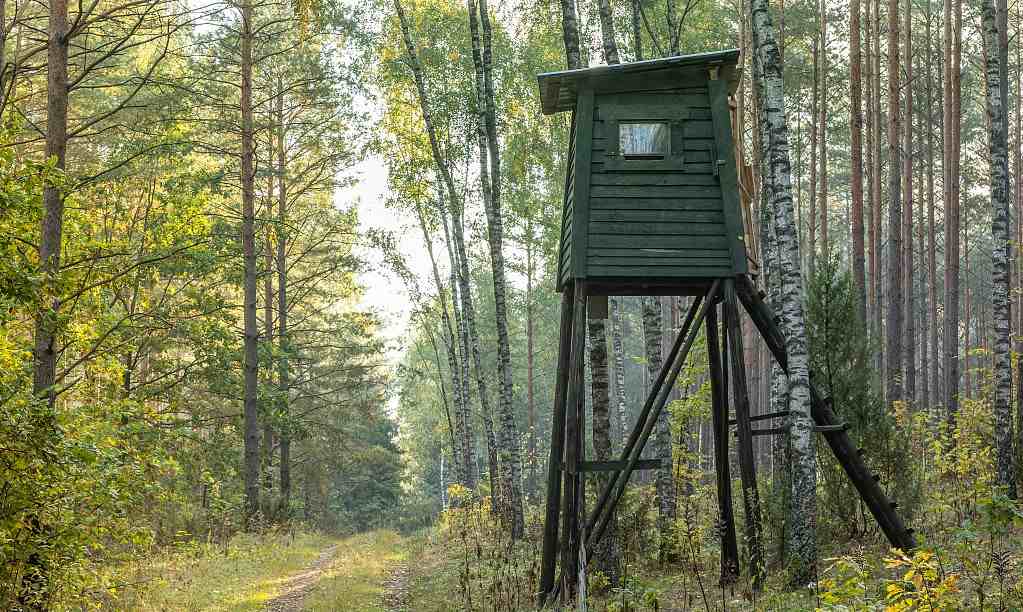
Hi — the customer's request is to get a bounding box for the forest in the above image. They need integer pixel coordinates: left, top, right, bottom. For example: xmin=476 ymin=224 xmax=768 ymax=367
xmin=2 ymin=0 xmax=1023 ymax=608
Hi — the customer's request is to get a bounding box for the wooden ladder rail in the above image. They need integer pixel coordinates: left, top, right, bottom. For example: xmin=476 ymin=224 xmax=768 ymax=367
xmin=734 ymin=275 xmax=916 ymax=551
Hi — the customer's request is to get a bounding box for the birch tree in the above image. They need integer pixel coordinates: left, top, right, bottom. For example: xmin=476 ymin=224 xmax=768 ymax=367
xmin=467 ymin=0 xmax=524 ymax=535
xmin=750 ymin=0 xmax=818 ymax=585
xmin=982 ymin=0 xmax=1015 ymax=494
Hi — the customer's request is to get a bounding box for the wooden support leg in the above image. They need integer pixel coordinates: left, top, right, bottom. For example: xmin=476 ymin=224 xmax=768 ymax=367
xmin=723 ymin=278 xmax=765 ymax=589
xmin=559 ymin=281 xmax=587 ymax=600
xmin=539 ymin=286 xmax=575 ymax=605
xmin=734 ymin=275 xmax=916 ymax=552
xmin=585 ymin=281 xmax=721 ymax=558
xmin=706 ymin=301 xmax=740 ymax=584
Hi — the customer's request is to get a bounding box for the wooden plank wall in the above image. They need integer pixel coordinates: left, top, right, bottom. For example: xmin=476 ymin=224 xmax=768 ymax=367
xmin=557 ymin=115 xmax=578 ymax=289
xmin=585 ymin=84 xmax=735 ymax=279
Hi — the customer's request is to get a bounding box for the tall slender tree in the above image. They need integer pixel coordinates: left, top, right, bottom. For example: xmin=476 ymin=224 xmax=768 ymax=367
xmin=872 ymin=0 xmax=884 ymax=371
xmin=239 ymin=0 xmax=261 ymax=525
xmin=594 ymin=2 xmax=623 ymax=576
xmin=982 ymin=0 xmax=1015 ymax=494
xmin=749 ymin=0 xmax=818 ymax=584
xmin=903 ymin=0 xmax=915 ymax=406
xmin=818 ymin=2 xmax=829 ymax=258
xmin=393 ymin=0 xmax=481 ymax=492
xmin=885 ymin=0 xmax=903 ymax=408
xmin=851 ymin=0 xmax=867 ymax=323
xmin=944 ymin=0 xmax=962 ymax=426
xmin=642 ymin=296 xmax=675 ymax=558
xmin=926 ymin=0 xmax=940 ymax=411
xmin=467 ymin=0 xmax=524 ymax=535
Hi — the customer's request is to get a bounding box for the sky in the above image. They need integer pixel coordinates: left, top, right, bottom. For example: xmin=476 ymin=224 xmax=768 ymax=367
xmin=338 ymin=152 xmax=431 ymax=365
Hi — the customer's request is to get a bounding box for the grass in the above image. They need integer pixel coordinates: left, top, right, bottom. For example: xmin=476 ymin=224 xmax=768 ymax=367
xmin=304 ymin=530 xmax=407 ymax=611
xmin=112 ymin=530 xmax=336 ymax=611
xmin=401 ymin=530 xmax=464 ymax=612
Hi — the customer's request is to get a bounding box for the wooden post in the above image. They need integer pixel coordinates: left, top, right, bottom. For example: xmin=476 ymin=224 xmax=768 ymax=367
xmin=723 ymin=278 xmax=765 ymax=589
xmin=706 ymin=301 xmax=740 ymax=583
xmin=539 ymin=285 xmax=576 ymax=604
xmin=559 ymin=281 xmax=588 ymax=600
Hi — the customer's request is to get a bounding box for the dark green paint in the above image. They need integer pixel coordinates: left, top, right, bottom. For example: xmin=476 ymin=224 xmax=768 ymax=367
xmin=546 ymin=50 xmax=746 ymax=294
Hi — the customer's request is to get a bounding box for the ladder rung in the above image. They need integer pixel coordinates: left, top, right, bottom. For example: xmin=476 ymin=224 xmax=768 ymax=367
xmin=813 ymin=423 xmax=850 ymax=433
xmin=728 ymin=410 xmax=790 ymax=425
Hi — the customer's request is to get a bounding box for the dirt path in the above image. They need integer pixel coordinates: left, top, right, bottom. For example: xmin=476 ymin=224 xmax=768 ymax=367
xmin=382 ymin=561 xmax=410 ymax=611
xmin=263 ymin=544 xmax=338 ymax=612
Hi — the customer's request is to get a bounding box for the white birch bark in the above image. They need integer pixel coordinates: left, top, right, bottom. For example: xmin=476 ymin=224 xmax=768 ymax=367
xmin=643 ymin=296 xmax=676 ymax=558
xmin=982 ymin=0 xmax=1015 ymax=494
xmin=750 ymin=0 xmax=818 ymax=585
xmin=610 ymin=297 xmax=628 ymax=451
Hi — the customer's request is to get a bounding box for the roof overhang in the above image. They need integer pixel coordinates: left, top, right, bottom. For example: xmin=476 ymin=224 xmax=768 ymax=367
xmin=537 ymin=49 xmax=741 ymax=115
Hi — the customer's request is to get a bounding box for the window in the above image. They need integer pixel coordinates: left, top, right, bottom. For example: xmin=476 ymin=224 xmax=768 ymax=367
xmin=619 ymin=122 xmax=669 ymax=158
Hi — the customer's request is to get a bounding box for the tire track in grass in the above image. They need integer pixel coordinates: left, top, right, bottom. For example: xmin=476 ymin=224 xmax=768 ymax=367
xmin=263 ymin=545 xmax=338 ymax=612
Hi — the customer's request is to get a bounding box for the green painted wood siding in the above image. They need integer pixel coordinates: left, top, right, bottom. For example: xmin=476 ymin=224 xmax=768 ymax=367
xmin=583 ymin=83 xmax=735 ymax=280
xmin=557 ymin=113 xmax=577 ymax=289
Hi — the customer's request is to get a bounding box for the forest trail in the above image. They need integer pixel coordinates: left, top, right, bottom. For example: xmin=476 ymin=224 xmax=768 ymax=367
xmin=382 ymin=561 xmax=411 ymax=611
xmin=263 ymin=544 xmax=339 ymax=612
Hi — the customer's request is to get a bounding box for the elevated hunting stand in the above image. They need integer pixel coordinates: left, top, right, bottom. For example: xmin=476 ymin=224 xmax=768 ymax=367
xmin=536 ymin=50 xmax=915 ymax=605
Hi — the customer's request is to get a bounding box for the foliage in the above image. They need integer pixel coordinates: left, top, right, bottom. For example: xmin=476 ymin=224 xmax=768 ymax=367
xmin=806 ymin=252 xmax=921 ymax=538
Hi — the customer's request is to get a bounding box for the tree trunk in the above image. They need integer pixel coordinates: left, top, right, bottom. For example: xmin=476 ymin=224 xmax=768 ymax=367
xmin=22 ymin=0 xmax=69 ymax=601
xmin=642 ymin=296 xmax=676 ymax=558
xmin=865 ymin=0 xmax=878 ymax=343
xmin=240 ymin=0 xmax=261 ymax=526
xmin=393 ymin=0 xmax=480 ymax=491
xmin=885 ymin=0 xmax=903 ymax=408
xmin=597 ymin=0 xmax=620 ymax=64
xmin=611 ymin=298 xmax=628 ymax=450
xmin=808 ymin=35 xmax=819 ymax=275
xmin=417 ymin=200 xmax=472 ymax=490
xmin=560 ymin=0 xmax=582 ymax=69
xmin=943 ymin=0 xmax=962 ymax=426
xmin=926 ymin=0 xmax=940 ymax=412
xmin=479 ymin=0 xmax=524 ymax=535
xmin=33 ymin=0 xmax=69 ymax=411
xmin=588 ymin=318 xmax=620 ymax=582
xmin=872 ymin=0 xmax=884 ymax=372
xmin=818 ymin=2 xmax=829 ymax=260
xmin=903 ymin=0 xmax=915 ymax=407
xmin=442 ymin=208 xmax=480 ymax=492
xmin=526 ymin=224 xmax=537 ymax=502
xmin=275 ymin=85 xmax=291 ymax=515
xmin=916 ymin=117 xmax=929 ymax=414
xmin=756 ymin=64 xmax=790 ymax=561
xmin=983 ymin=0 xmax=1014 ymax=494
xmin=1015 ymin=0 xmax=1023 ymax=493
xmin=263 ymin=155 xmax=275 ymax=515
xmin=630 ymin=0 xmax=642 ymax=60
xmin=453 ymin=220 xmax=500 ymax=509
xmin=467 ymin=0 xmax=522 ymax=533
xmin=750 ymin=0 xmax=818 ymax=585
xmin=851 ymin=0 xmax=867 ymax=324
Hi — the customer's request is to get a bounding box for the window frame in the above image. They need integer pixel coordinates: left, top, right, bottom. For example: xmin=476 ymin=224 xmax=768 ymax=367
xmin=600 ymin=103 xmax=689 ymax=171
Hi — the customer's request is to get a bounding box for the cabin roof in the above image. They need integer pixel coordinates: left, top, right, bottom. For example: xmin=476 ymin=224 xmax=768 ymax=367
xmin=537 ymin=49 xmax=741 ymax=115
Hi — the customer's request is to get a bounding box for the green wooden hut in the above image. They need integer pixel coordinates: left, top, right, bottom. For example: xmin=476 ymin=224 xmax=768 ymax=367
xmin=538 ymin=49 xmax=748 ymax=296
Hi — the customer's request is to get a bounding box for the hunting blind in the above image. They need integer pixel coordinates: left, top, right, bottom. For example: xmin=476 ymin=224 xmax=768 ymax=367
xmin=536 ymin=50 xmax=915 ymax=605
